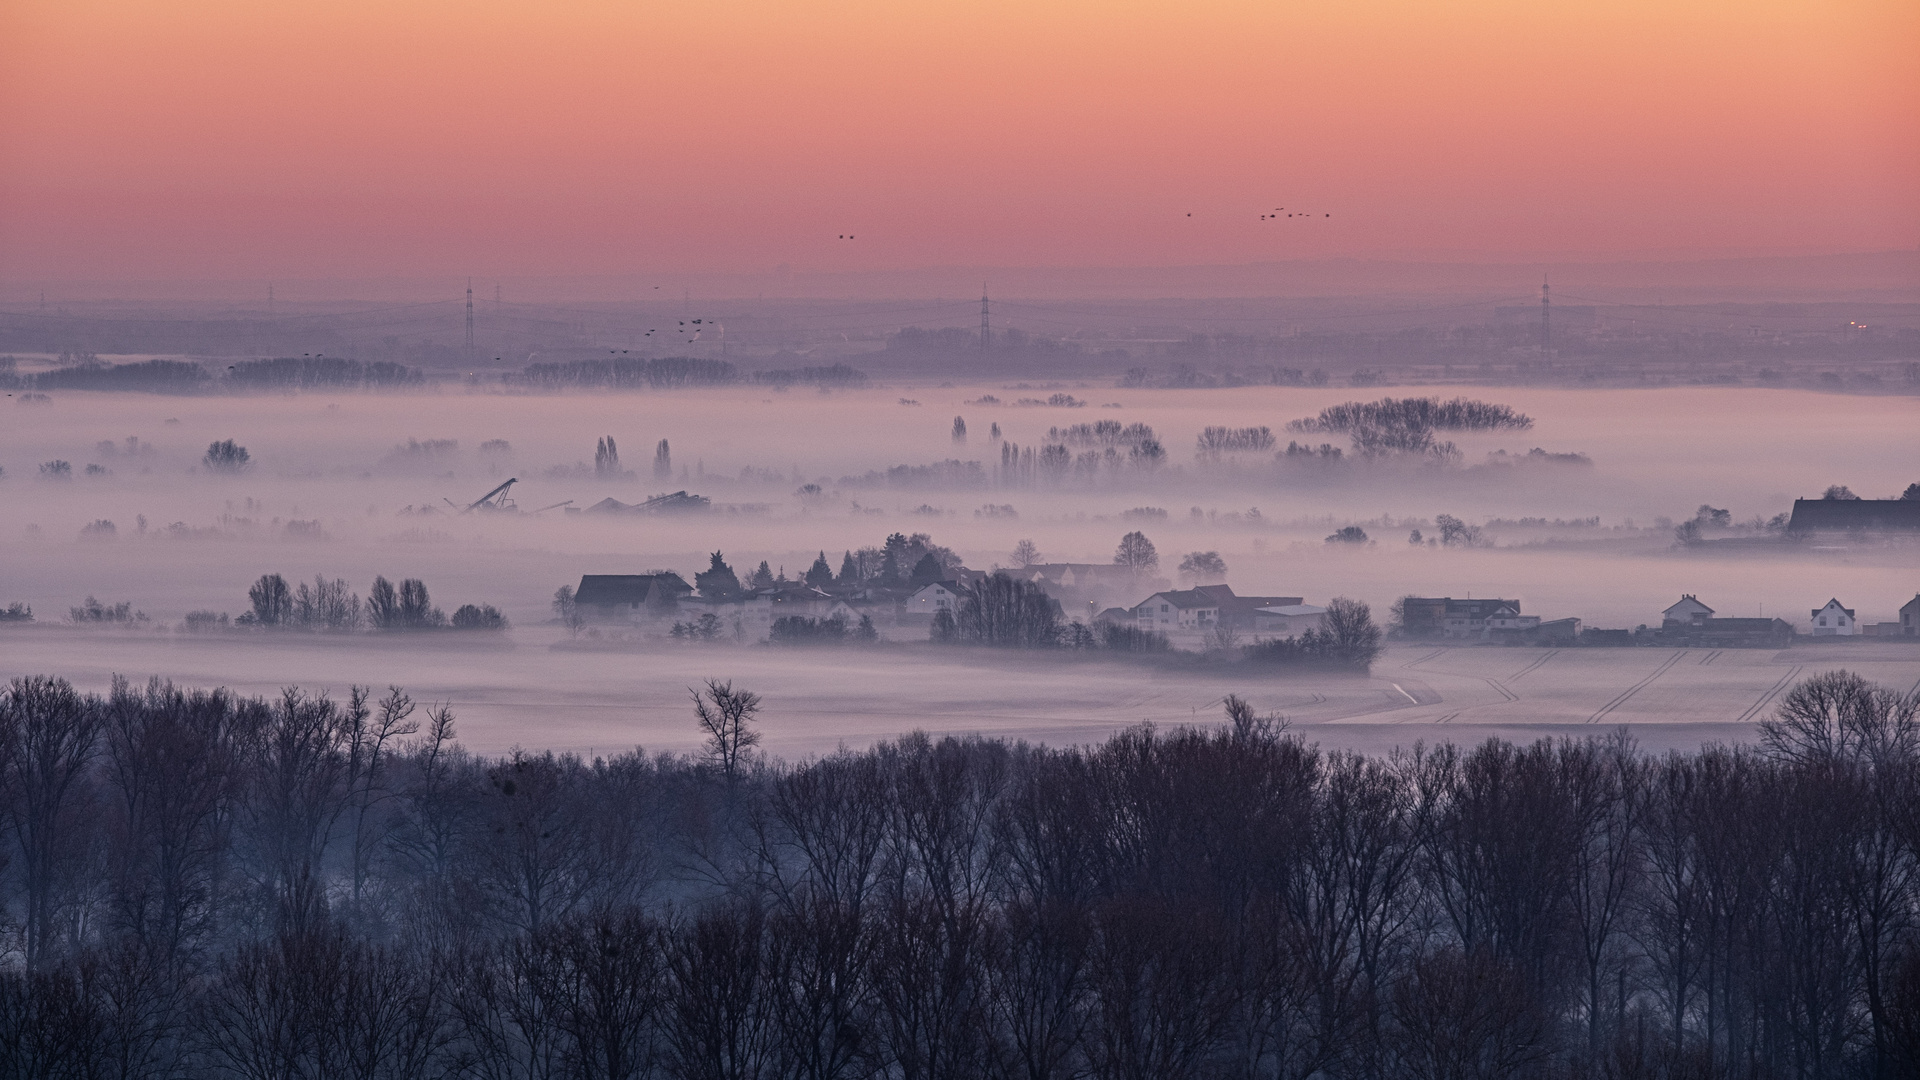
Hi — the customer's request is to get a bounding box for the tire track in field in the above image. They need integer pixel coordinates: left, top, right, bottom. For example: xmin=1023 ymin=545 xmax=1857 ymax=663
xmin=1401 ymin=648 xmax=1445 ymax=672
xmin=1736 ymin=665 xmax=1804 ymax=724
xmin=1588 ymin=651 xmax=1688 ymax=723
xmin=1508 ymin=650 xmax=1559 ymax=681
xmin=1482 ymin=677 xmax=1519 ymax=703
xmin=1697 ymin=650 xmax=1723 ymax=666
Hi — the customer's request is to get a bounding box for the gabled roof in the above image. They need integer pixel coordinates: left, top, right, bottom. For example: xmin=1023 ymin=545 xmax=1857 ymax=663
xmin=1664 ymin=594 xmax=1714 ymax=615
xmin=1138 ymin=589 xmax=1221 ymax=610
xmin=1787 ymin=499 xmax=1920 ymax=532
xmin=575 ymin=573 xmax=693 ymax=605
xmin=1192 ymin=584 xmax=1306 ymax=612
xmin=1811 ymin=598 xmax=1855 ymax=617
xmin=1443 ymin=598 xmax=1521 ymax=618
xmin=1903 ymin=594 xmax=1920 ymax=614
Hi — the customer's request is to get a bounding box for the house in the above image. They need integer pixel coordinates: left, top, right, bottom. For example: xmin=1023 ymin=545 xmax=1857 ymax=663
xmin=1131 ymin=589 xmax=1223 ymax=646
xmin=904 ymin=582 xmax=962 ymax=624
xmin=1492 ymin=616 xmax=1581 ymax=645
xmin=1786 ymin=499 xmax=1920 ymax=535
xmin=574 ymin=573 xmax=694 ymax=622
xmin=1809 ymin=598 xmax=1856 ymax=637
xmin=1252 ymin=604 xmax=1326 ymax=640
xmin=1444 ymin=599 xmax=1527 ymax=641
xmin=727 ymin=585 xmax=836 ymax=639
xmin=1191 ymin=585 xmax=1304 ymax=635
xmin=1904 ymin=595 xmax=1920 ymax=637
xmin=1681 ymin=617 xmax=1795 ymax=648
xmin=1092 ymin=607 xmax=1133 ymax=627
xmin=1019 ymin=563 xmax=1130 ymax=591
xmin=1398 ymin=597 xmax=1526 ymax=640
xmin=1662 ymin=595 xmax=1715 ymax=628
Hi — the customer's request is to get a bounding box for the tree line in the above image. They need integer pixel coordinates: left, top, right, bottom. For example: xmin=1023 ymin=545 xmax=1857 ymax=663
xmin=0 ymin=670 xmax=1916 ymax=1078
xmin=230 ymin=573 xmax=506 ymax=631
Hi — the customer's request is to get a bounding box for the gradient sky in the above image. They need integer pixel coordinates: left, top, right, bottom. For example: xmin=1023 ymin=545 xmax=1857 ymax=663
xmin=1 ymin=0 xmax=1914 ymax=283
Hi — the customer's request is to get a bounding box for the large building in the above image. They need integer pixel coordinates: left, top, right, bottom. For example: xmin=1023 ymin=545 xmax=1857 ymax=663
xmin=573 ymin=573 xmax=694 ymax=622
xmin=1400 ymin=597 xmax=1535 ymax=641
xmin=1786 ymin=499 xmax=1920 ymax=535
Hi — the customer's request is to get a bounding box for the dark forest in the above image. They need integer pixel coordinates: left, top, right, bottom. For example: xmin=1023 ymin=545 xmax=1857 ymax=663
xmin=1 ymin=670 xmax=1917 ymax=1080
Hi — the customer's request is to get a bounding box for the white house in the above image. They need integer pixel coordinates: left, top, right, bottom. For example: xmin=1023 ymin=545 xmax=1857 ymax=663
xmin=1131 ymin=589 xmax=1221 ymax=646
xmin=904 ymin=582 xmax=962 ymax=624
xmin=1810 ymin=598 xmax=1857 ymax=636
xmin=1663 ymin=595 xmax=1715 ymax=628
xmin=1252 ymin=604 xmax=1326 ymax=640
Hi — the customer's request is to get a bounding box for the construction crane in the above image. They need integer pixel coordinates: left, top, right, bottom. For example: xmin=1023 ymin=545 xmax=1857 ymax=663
xmin=530 ymin=499 xmax=573 ymax=514
xmin=460 ymin=478 xmax=519 ymax=513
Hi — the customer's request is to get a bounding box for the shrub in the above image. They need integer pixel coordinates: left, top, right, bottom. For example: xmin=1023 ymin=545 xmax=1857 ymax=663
xmin=451 ymin=604 xmax=507 ymax=630
xmin=204 ymin=440 xmax=251 ymax=473
xmin=769 ymin=614 xmax=850 ymax=644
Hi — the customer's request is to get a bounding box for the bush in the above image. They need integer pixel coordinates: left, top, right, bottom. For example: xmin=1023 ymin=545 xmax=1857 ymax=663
xmin=1245 ymin=597 xmax=1380 ymax=672
xmin=204 ymin=440 xmax=251 ymax=473
xmin=769 ymin=614 xmax=850 ymax=644
xmin=68 ymin=596 xmax=146 ymax=624
xmin=450 ymin=604 xmax=507 ymax=630
xmin=182 ymin=611 xmax=230 ymax=632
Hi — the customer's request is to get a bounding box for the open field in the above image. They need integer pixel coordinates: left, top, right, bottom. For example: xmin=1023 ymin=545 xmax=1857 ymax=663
xmin=3 ymin=627 xmax=1914 ymax=759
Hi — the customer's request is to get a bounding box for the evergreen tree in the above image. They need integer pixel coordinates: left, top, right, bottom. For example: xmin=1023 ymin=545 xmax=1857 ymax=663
xmin=910 ymin=552 xmax=943 ymax=586
xmin=750 ymin=561 xmax=775 ymax=590
xmin=694 ymin=552 xmax=742 ymax=600
xmin=836 ymin=550 xmax=859 ymax=586
xmin=805 ymin=552 xmax=835 ymax=588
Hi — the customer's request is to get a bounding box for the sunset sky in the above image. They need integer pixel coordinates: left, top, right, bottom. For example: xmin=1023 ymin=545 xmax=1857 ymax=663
xmin=1 ymin=0 xmax=1914 ymax=285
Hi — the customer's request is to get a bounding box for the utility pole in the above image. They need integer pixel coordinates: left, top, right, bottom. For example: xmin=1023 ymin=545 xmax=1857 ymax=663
xmin=1539 ymin=277 xmax=1550 ymax=360
xmin=980 ymin=283 xmax=990 ymax=352
xmin=465 ymin=278 xmax=475 ymax=350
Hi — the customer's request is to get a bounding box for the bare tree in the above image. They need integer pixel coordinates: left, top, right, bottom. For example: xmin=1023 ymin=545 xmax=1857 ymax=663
xmin=1010 ymin=539 xmax=1041 ymax=568
xmin=1112 ymin=531 xmax=1158 ymax=572
xmin=1 ymin=676 xmax=105 ymax=971
xmin=693 ymin=680 xmax=763 ymax=781
xmin=248 ymin=573 xmax=293 ymax=627
xmin=553 ymin=584 xmax=584 ymax=637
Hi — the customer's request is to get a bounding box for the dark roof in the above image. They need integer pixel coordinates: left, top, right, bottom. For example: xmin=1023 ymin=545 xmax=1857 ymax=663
xmin=1192 ymin=585 xmax=1304 ymax=613
xmin=1140 ymin=589 xmax=1221 ymax=610
xmin=1787 ymin=499 xmax=1920 ymax=532
xmin=1688 ymin=617 xmax=1793 ymax=634
xmin=1444 ymin=598 xmax=1520 ymax=618
xmin=575 ymin=573 xmax=693 ymax=605
xmin=1403 ymin=597 xmax=1521 ymax=618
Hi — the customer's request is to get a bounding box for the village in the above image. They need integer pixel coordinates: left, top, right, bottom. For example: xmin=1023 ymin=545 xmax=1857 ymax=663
xmin=563 ymin=533 xmax=1920 ymax=652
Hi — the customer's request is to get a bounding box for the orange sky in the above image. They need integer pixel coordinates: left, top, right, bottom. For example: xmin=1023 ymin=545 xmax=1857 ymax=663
xmin=1 ymin=0 xmax=1914 ymax=284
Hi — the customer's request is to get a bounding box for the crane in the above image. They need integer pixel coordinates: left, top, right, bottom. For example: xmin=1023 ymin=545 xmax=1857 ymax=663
xmin=461 ymin=478 xmax=518 ymax=513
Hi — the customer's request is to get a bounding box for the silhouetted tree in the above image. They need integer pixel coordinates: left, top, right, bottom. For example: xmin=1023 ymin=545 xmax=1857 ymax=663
xmin=204 ymin=439 xmax=251 ymax=473
xmin=248 ymin=573 xmax=293 ymax=627
xmin=805 ymin=553 xmax=835 ymax=589
xmin=1113 ymin=531 xmax=1158 ymax=572
xmin=698 ymin=553 xmax=744 ymax=601
xmin=1 ymin=676 xmax=104 ymax=970
xmin=693 ymin=680 xmax=762 ymax=781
